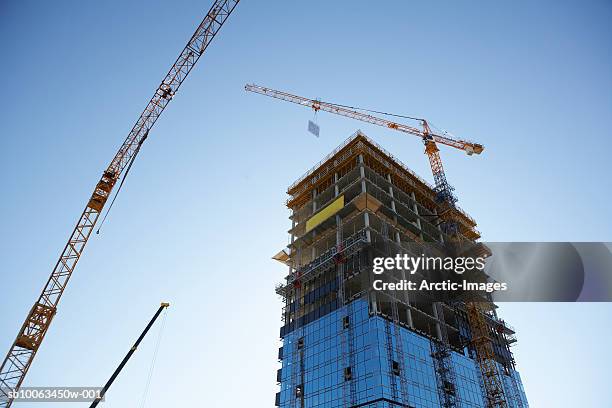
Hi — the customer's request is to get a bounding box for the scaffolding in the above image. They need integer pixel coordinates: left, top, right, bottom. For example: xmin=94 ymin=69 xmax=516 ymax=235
xmin=381 ymin=221 xmax=410 ymax=405
xmin=287 ymin=244 xmax=305 ymax=408
xmin=467 ymin=302 xmax=508 ymax=408
xmin=336 ymin=217 xmax=358 ymax=407
xmin=430 ymin=303 xmax=460 ymax=408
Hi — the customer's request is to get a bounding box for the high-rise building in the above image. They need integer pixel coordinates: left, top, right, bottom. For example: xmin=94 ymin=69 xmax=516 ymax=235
xmin=273 ymin=131 xmax=529 ymax=408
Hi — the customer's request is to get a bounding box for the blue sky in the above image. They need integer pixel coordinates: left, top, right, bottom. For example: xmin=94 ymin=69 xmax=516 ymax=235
xmin=1 ymin=0 xmax=611 ymax=406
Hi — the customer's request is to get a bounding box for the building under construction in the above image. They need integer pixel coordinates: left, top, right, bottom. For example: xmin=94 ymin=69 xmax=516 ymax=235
xmin=273 ymin=132 xmax=528 ymax=408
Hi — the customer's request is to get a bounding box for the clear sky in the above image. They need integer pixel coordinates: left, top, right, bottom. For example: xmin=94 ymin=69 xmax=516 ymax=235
xmin=1 ymin=1 xmax=611 ymax=407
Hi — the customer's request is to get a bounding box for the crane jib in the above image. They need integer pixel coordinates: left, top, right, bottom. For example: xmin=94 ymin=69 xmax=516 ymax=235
xmin=244 ymin=83 xmax=484 ymax=208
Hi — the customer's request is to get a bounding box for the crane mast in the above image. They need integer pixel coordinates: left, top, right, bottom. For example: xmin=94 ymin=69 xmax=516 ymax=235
xmin=244 ymin=83 xmax=484 ymax=206
xmin=0 ymin=2 xmax=240 ymax=406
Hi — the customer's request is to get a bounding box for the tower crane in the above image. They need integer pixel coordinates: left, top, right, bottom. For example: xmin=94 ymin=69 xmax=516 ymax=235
xmin=0 ymin=2 xmax=240 ymax=407
xmin=245 ymin=84 xmax=510 ymax=407
xmin=244 ymin=83 xmax=484 ymax=209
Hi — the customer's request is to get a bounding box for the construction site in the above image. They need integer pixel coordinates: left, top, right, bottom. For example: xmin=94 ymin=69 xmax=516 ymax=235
xmin=5 ymin=0 xmax=610 ymax=407
xmin=272 ymin=132 xmax=528 ymax=408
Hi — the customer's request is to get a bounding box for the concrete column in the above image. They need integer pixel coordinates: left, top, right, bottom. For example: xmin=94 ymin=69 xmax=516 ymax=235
xmin=432 ymin=303 xmax=443 ymax=341
xmin=359 ymin=154 xmax=366 ymax=193
xmin=334 ymin=172 xmax=339 ymax=197
xmin=370 ymin=290 xmax=378 ymax=315
xmin=387 ymin=173 xmax=397 ymax=223
xmin=410 ymin=191 xmax=421 ymax=228
xmin=406 ymin=305 xmax=414 ymax=328
xmin=311 ymin=189 xmax=317 ymax=259
xmin=434 ymin=208 xmax=444 ymax=244
xmin=386 ymin=173 xmax=402 ymax=244
xmin=387 ymin=173 xmax=397 ymax=214
xmin=410 ymin=191 xmax=424 ymax=240
xmin=364 ymin=212 xmax=370 ymax=243
xmin=403 ymin=284 xmax=415 ymax=329
xmin=291 ymin=213 xmax=296 ymax=275
xmin=359 ymin=155 xmax=370 ymax=242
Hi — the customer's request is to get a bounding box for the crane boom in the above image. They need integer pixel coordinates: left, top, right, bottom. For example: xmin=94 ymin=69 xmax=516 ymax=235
xmin=89 ymin=303 xmax=170 ymax=408
xmin=245 ymin=83 xmax=484 ymax=205
xmin=0 ymin=2 xmax=240 ymax=406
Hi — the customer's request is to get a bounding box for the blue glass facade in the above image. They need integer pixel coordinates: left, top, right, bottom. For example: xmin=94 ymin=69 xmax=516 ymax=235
xmin=278 ymin=299 xmax=528 ymax=408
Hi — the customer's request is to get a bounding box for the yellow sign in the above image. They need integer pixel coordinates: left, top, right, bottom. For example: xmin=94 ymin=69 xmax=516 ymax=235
xmin=305 ymin=195 xmax=345 ymax=232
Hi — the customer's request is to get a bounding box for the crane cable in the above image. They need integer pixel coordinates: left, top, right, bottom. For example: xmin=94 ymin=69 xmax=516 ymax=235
xmin=323 ymin=100 xmax=458 ymax=141
xmin=138 ymin=306 xmax=168 ymax=408
xmin=96 ymin=131 xmax=149 ymax=235
xmin=320 ymin=100 xmax=423 ymax=122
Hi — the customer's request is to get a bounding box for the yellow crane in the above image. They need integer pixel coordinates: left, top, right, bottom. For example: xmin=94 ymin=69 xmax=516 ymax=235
xmin=245 ymin=83 xmax=484 ymax=209
xmin=0 ymin=2 xmax=240 ymax=406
